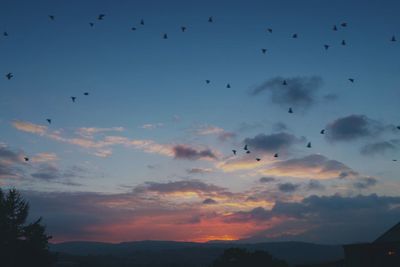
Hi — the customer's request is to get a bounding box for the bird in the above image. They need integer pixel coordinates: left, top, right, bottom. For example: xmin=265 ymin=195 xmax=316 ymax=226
xmin=163 ymin=33 xmax=168 ymax=39
xmin=341 ymin=40 xmax=346 ymax=46
xmin=282 ymin=80 xmax=287 ymax=85
xmin=396 ymin=126 xmax=400 ymax=130
xmin=97 ymin=14 xmax=105 ymax=20
xmin=307 ymin=142 xmax=312 ymax=148
xmin=140 ymin=19 xmax=144 ymax=25
xmin=320 ymin=129 xmax=325 ymax=134
xmin=341 ymin=22 xmax=347 ymax=27
xmin=244 ymin=145 xmax=248 ymax=151
xmin=131 ymin=27 xmax=137 ymax=31
xmin=83 ymin=92 xmax=89 ymax=96
xmin=226 ymin=83 xmax=231 ymax=88
xmin=333 ymin=25 xmax=338 ymax=31
xmin=3 ymin=32 xmax=8 ymax=37
xmin=5 ymin=73 xmax=13 ymax=80
xmin=48 ymin=15 xmax=55 ymax=20
xmin=288 ymin=107 xmax=293 ymax=114
xmin=274 ymin=153 xmax=279 ymax=158
xmin=206 ymin=80 xmax=210 ymax=84
xmin=391 ymin=35 xmax=396 ymax=42
xmin=181 ymin=26 xmax=186 ymax=32
xmin=267 ymin=28 xmax=273 ymax=33
xmin=208 ymin=16 xmax=213 ymax=23
xmin=71 ymin=96 xmax=76 ymax=102
xmin=393 ymin=159 xmax=397 ymax=162
xmin=256 ymin=158 xmax=261 ymax=161
xmin=292 ymin=33 xmax=298 ymax=38
xmin=46 ymin=119 xmax=52 ymax=124
xmin=261 ymin=48 xmax=267 ymax=54
xmin=24 ymin=157 xmax=29 ymax=162
xmin=349 ymin=78 xmax=354 ymax=83
xmin=232 ymin=150 xmax=237 ymax=155
xmin=324 ymin=44 xmax=330 ymax=50
xmin=89 ymin=22 xmax=94 ymax=27
xmin=246 ymin=150 xmax=251 ymax=154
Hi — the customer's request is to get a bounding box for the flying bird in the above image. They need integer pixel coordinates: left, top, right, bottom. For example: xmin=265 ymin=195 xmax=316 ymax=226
xmin=131 ymin=27 xmax=137 ymax=31
xmin=83 ymin=92 xmax=89 ymax=96
xmin=341 ymin=40 xmax=346 ymax=46
xmin=320 ymin=129 xmax=325 ymax=134
xmin=256 ymin=158 xmax=261 ymax=161
xmin=261 ymin=48 xmax=267 ymax=54
xmin=208 ymin=16 xmax=213 ymax=23
xmin=396 ymin=126 xmax=400 ymax=130
xmin=46 ymin=119 xmax=52 ymax=124
xmin=274 ymin=153 xmax=279 ymax=158
xmin=226 ymin=83 xmax=231 ymax=88
xmin=244 ymin=145 xmax=248 ymax=151
xmin=181 ymin=26 xmax=186 ymax=32
xmin=71 ymin=96 xmax=76 ymax=102
xmin=393 ymin=159 xmax=397 ymax=162
xmin=282 ymin=80 xmax=287 ymax=86
xmin=97 ymin=14 xmax=105 ymax=20
xmin=232 ymin=150 xmax=237 ymax=155
xmin=24 ymin=157 xmax=29 ymax=162
xmin=333 ymin=25 xmax=338 ymax=31
xmin=349 ymin=78 xmax=354 ymax=83
xmin=89 ymin=22 xmax=94 ymax=27
xmin=307 ymin=142 xmax=312 ymax=148
xmin=292 ymin=33 xmax=298 ymax=38
xmin=288 ymin=107 xmax=293 ymax=114
xmin=341 ymin=22 xmax=347 ymax=27
xmin=391 ymin=35 xmax=396 ymax=42
xmin=267 ymin=28 xmax=273 ymax=33
xmin=163 ymin=33 xmax=168 ymax=39
xmin=206 ymin=80 xmax=210 ymax=84
xmin=48 ymin=15 xmax=55 ymax=20
xmin=324 ymin=44 xmax=330 ymax=50
xmin=246 ymin=150 xmax=251 ymax=154
xmin=3 ymin=32 xmax=8 ymax=37
xmin=140 ymin=19 xmax=144 ymax=25
xmin=5 ymin=73 xmax=13 ymax=80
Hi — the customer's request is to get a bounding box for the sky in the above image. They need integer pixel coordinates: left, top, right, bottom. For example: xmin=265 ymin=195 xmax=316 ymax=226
xmin=0 ymin=0 xmax=400 ymax=244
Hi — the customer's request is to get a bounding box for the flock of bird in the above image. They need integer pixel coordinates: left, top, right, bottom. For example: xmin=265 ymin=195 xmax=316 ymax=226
xmin=2 ymin=13 xmax=399 ymax=163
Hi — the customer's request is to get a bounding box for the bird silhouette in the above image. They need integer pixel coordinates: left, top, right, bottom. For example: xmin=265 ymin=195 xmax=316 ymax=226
xmin=71 ymin=96 xmax=76 ymax=102
xmin=307 ymin=142 xmax=312 ymax=148
xmin=208 ymin=16 xmax=213 ymax=23
xmin=24 ymin=157 xmax=29 ymax=162
xmin=5 ymin=73 xmax=13 ymax=80
xmin=181 ymin=26 xmax=186 ymax=32
xmin=282 ymin=80 xmax=287 ymax=85
xmin=84 ymin=92 xmax=89 ymax=96
xmin=246 ymin=150 xmax=251 ymax=154
xmin=256 ymin=158 xmax=261 ymax=161
xmin=46 ymin=119 xmax=52 ymax=124
xmin=396 ymin=126 xmax=400 ymax=130
xmin=140 ymin=19 xmax=145 ymax=25
xmin=98 ymin=14 xmax=105 ymax=20
xmin=391 ymin=35 xmax=396 ymax=42
xmin=341 ymin=22 xmax=347 ymax=27
xmin=333 ymin=25 xmax=338 ymax=31
xmin=163 ymin=33 xmax=168 ymax=39
xmin=274 ymin=153 xmax=279 ymax=158
xmin=131 ymin=27 xmax=137 ymax=31
xmin=267 ymin=28 xmax=273 ymax=33
xmin=244 ymin=145 xmax=248 ymax=151
xmin=206 ymin=80 xmax=210 ymax=84
xmin=3 ymin=32 xmax=8 ymax=37
xmin=320 ymin=129 xmax=325 ymax=134
xmin=89 ymin=22 xmax=94 ymax=27
xmin=49 ymin=15 xmax=55 ymax=20
xmin=393 ymin=159 xmax=397 ymax=162
xmin=292 ymin=33 xmax=298 ymax=38
xmin=232 ymin=150 xmax=237 ymax=155
xmin=226 ymin=83 xmax=231 ymax=88
xmin=324 ymin=44 xmax=330 ymax=50
xmin=341 ymin=40 xmax=346 ymax=46
xmin=261 ymin=48 xmax=267 ymax=54
xmin=349 ymin=78 xmax=354 ymax=83
xmin=288 ymin=107 xmax=293 ymax=114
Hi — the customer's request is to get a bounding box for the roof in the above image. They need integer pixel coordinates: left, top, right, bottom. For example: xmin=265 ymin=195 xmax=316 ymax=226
xmin=374 ymin=222 xmax=400 ymax=243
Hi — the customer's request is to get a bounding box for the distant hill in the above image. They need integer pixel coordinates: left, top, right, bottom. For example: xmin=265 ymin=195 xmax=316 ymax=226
xmin=50 ymin=240 xmax=344 ymax=266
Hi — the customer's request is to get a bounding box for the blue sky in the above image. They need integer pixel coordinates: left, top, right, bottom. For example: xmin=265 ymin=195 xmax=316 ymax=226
xmin=0 ymin=0 xmax=400 ymax=243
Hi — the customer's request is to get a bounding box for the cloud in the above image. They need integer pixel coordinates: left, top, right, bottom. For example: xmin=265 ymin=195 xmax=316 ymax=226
xmin=203 ymin=198 xmax=218 ymax=205
xmin=259 ymin=177 xmax=276 ymax=183
xmin=325 ymin=115 xmax=386 ymax=142
xmin=31 ymin=164 xmax=87 ymax=183
xmin=216 ymin=156 xmax=267 ymax=172
xmin=77 ymin=127 xmax=124 ymax=138
xmin=360 ymin=140 xmax=398 ymax=156
xmin=140 ymin=123 xmax=164 ymax=130
xmin=306 ymin=180 xmax=325 ymax=191
xmin=31 ymin=165 xmax=60 ymax=180
xmin=194 ymin=125 xmax=236 ymax=142
xmin=251 ymin=76 xmax=323 ymax=110
xmin=0 ymin=145 xmax=25 ymax=179
xmin=172 ymin=145 xmax=217 ymax=160
xmin=187 ymin=168 xmax=213 ymax=174
xmin=244 ymin=132 xmax=302 ymax=153
xmin=278 ymin=183 xmax=300 ymax=193
xmin=352 ymin=177 xmax=378 ymax=190
xmin=31 ymin=153 xmax=58 ymax=163
xmin=260 ymin=154 xmax=357 ymax=179
xmin=12 ymin=121 xmax=47 ymax=135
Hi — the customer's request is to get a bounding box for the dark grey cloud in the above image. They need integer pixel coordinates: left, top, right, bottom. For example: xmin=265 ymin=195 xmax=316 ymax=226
xmin=31 ymin=165 xmax=60 ymax=180
xmin=306 ymin=180 xmax=326 ymax=191
xmin=226 ymin=194 xmax=400 ymax=244
xmin=323 ymin=93 xmax=339 ymax=102
xmin=278 ymin=183 xmax=300 ymax=193
xmin=0 ymin=145 xmax=24 ymax=179
xmin=251 ymin=76 xmax=323 ymax=109
xmin=244 ymin=132 xmax=302 ymax=153
xmin=259 ymin=177 xmax=276 ymax=183
xmin=187 ymin=168 xmax=212 ymax=174
xmin=325 ymin=115 xmax=386 ymax=142
xmin=360 ymin=140 xmax=398 ymax=156
xmin=353 ymin=177 xmax=378 ymax=189
xmin=218 ymin=131 xmax=236 ymax=142
xmin=272 ymin=122 xmax=288 ymax=132
xmin=172 ymin=145 xmax=217 ymax=160
xmin=202 ymin=198 xmax=218 ymax=205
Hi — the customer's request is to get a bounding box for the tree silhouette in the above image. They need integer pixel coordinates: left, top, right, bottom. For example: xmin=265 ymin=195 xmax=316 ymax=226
xmin=211 ymin=248 xmax=289 ymax=267
xmin=0 ymin=188 xmax=55 ymax=267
